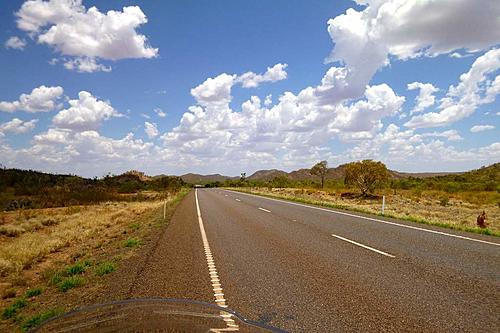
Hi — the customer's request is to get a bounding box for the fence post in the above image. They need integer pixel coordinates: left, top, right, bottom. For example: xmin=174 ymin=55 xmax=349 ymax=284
xmin=163 ymin=200 xmax=167 ymax=220
xmin=381 ymin=195 xmax=385 ymax=215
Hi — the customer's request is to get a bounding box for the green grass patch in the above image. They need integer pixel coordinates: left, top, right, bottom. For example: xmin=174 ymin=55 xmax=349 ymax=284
xmin=64 ymin=259 xmax=92 ymax=276
xmin=2 ymin=298 xmax=27 ymax=319
xmin=21 ymin=308 xmax=64 ymax=332
xmin=95 ymin=261 xmax=116 ymax=276
xmin=123 ymin=238 xmax=140 ymax=248
xmin=25 ymin=288 xmax=42 ymax=298
xmin=129 ymin=223 xmax=140 ymax=230
xmin=57 ymin=276 xmax=85 ymax=292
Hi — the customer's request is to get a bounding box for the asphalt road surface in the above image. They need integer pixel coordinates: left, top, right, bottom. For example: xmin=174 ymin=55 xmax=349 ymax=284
xmin=130 ymin=189 xmax=500 ymax=332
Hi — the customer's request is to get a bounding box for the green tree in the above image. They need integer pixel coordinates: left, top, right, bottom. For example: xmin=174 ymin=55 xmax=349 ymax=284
xmin=311 ymin=161 xmax=328 ymax=188
xmin=344 ymin=160 xmax=389 ymax=195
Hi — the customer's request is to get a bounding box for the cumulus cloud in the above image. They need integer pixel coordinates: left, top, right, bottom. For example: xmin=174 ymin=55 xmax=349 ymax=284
xmin=52 ymin=91 xmax=120 ymax=131
xmin=3 ymin=129 xmax=154 ymax=175
xmin=237 ymin=63 xmax=288 ymax=88
xmin=470 ymin=125 xmax=495 ymax=133
xmin=4 ymin=36 xmax=26 ymax=50
xmin=0 ymin=85 xmax=63 ymax=113
xmin=160 ymin=63 xmax=404 ymax=173
xmin=15 ymin=0 xmax=158 ymax=72
xmin=0 ymin=118 xmax=38 ymax=134
xmin=405 ymin=48 xmax=500 ymax=128
xmin=144 ymin=121 xmax=158 ymax=139
xmin=407 ymin=82 xmax=438 ymax=114
xmin=323 ymin=0 xmax=500 ymax=104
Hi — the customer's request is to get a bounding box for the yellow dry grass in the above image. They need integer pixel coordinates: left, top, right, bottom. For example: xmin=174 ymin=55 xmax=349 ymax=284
xmin=236 ymin=187 xmax=500 ymax=234
xmin=0 ymin=201 xmax=163 ymax=278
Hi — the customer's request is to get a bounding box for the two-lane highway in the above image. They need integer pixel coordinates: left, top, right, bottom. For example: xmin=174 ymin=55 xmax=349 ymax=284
xmin=197 ymin=189 xmax=500 ymax=332
xmin=128 ymin=188 xmax=500 ymax=332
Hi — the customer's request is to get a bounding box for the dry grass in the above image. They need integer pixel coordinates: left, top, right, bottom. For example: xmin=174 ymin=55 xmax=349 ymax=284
xmin=0 ymin=189 xmax=189 ymax=332
xmin=0 ymin=200 xmax=170 ymax=278
xmin=233 ymin=187 xmax=500 ymax=235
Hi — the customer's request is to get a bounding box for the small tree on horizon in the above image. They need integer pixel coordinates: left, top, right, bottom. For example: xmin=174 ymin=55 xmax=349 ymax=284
xmin=311 ymin=161 xmax=328 ymax=188
xmin=344 ymin=160 xmax=389 ymax=195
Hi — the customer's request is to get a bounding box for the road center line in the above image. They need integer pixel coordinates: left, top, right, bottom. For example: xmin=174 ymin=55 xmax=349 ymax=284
xmin=235 ymin=198 xmax=241 ymax=202
xmin=195 ymin=189 xmax=238 ymax=330
xmin=258 ymin=207 xmax=271 ymax=213
xmin=225 ymin=190 xmax=499 ymax=247
xmin=332 ymin=234 xmax=395 ymax=258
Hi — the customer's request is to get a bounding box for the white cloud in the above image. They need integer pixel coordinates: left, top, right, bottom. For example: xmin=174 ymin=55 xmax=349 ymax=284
xmin=450 ymin=52 xmax=473 ymax=59
xmin=190 ymin=73 xmax=236 ymax=108
xmin=4 ymin=36 xmax=26 ymax=50
xmin=420 ymin=130 xmax=463 ymax=141
xmin=160 ymin=64 xmax=404 ymax=173
xmin=324 ymin=0 xmax=500 ymax=104
xmin=154 ymin=107 xmax=166 ymax=117
xmin=15 ymin=0 xmax=158 ymax=72
xmin=140 ymin=113 xmax=150 ymax=119
xmin=4 ymin=129 xmax=154 ymax=176
xmin=0 ymin=118 xmax=38 ymax=134
xmin=407 ymin=82 xmax=438 ymax=114
xmin=144 ymin=121 xmax=158 ymax=139
xmin=264 ymin=94 xmax=273 ymax=106
xmin=237 ymin=63 xmax=288 ymax=88
xmin=405 ymin=48 xmax=500 ymax=128
xmin=52 ymin=91 xmax=120 ymax=131
xmin=0 ymin=85 xmax=64 ymax=113
xmin=63 ymin=57 xmax=111 ymax=73
xmin=470 ymin=125 xmax=495 ymax=133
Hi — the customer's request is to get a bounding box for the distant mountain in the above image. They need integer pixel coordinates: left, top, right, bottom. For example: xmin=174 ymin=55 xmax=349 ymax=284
xmin=180 ymin=173 xmax=237 ymax=184
xmin=246 ymin=164 xmax=467 ymax=182
xmin=247 ymin=169 xmax=288 ymax=181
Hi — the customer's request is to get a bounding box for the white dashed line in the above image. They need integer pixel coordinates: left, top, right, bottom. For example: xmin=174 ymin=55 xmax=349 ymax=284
xmin=226 ymin=190 xmax=500 ymax=247
xmin=195 ymin=189 xmax=238 ymax=330
xmin=235 ymin=198 xmax=241 ymax=202
xmin=331 ymin=233 xmax=395 ymax=258
xmin=258 ymin=207 xmax=271 ymax=213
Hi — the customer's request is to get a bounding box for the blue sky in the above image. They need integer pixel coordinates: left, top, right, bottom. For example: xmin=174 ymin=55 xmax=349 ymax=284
xmin=0 ymin=0 xmax=499 ymax=177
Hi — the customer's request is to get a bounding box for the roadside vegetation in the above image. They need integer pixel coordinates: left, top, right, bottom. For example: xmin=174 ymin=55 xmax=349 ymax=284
xmin=0 ymin=170 xmax=190 ymax=332
xmin=216 ymin=161 xmax=500 ymax=236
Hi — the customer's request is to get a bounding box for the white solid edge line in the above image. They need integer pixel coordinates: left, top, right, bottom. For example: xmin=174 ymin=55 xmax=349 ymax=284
xmin=258 ymin=207 xmax=271 ymax=213
xmin=224 ymin=189 xmax=500 ymax=247
xmin=195 ymin=189 xmax=238 ymax=329
xmin=332 ymin=234 xmax=395 ymax=258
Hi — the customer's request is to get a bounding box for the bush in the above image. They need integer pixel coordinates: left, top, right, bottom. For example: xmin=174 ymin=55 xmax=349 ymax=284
xmin=96 ymin=262 xmax=116 ymax=276
xmin=123 ymin=238 xmax=140 ymax=248
xmin=21 ymin=308 xmax=64 ymax=331
xmin=2 ymin=298 xmax=27 ymax=319
xmin=25 ymin=288 xmax=43 ymax=298
xmin=64 ymin=260 xmax=92 ymax=276
xmin=57 ymin=276 xmax=85 ymax=292
xmin=0 ymin=225 xmax=24 ymax=237
xmin=439 ymin=197 xmax=449 ymax=206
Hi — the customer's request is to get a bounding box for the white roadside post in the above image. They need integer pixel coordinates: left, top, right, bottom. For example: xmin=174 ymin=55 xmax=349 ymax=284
xmin=381 ymin=195 xmax=385 ymax=215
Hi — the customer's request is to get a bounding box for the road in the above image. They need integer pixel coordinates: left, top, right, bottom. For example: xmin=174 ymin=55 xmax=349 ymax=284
xmin=128 ymin=188 xmax=500 ymax=332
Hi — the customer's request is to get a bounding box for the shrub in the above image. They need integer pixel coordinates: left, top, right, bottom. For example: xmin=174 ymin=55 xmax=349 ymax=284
xmin=64 ymin=260 xmax=92 ymax=276
xmin=2 ymin=297 xmax=27 ymax=319
xmin=439 ymin=197 xmax=449 ymax=206
xmin=21 ymin=308 xmax=64 ymax=331
xmin=96 ymin=261 xmax=116 ymax=276
xmin=25 ymin=288 xmax=43 ymax=298
xmin=123 ymin=238 xmax=140 ymax=248
xmin=0 ymin=225 xmax=24 ymax=237
xmin=57 ymin=276 xmax=85 ymax=292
